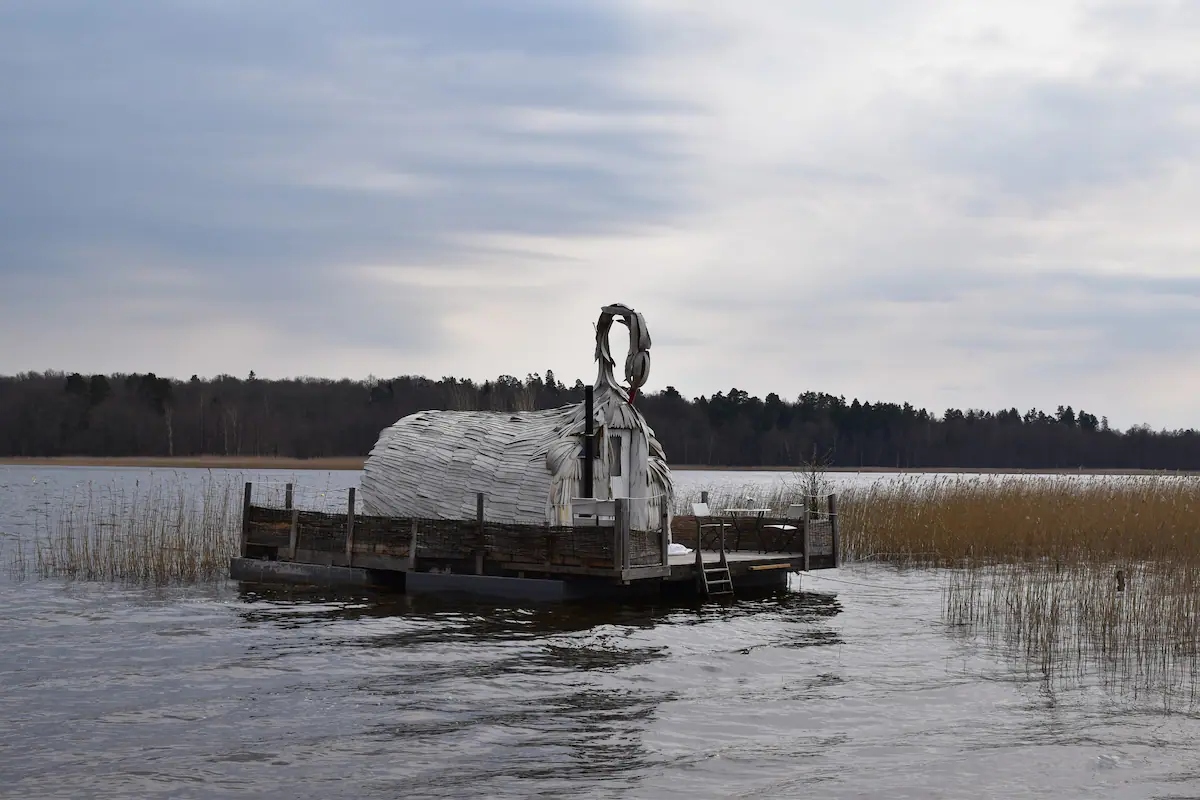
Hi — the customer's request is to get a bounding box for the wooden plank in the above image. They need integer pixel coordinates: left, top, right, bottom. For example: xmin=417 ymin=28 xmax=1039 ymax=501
xmin=615 ymin=498 xmax=630 ymax=571
xmin=290 ymin=548 xmax=405 ymax=572
xmin=620 ymin=565 xmax=671 ymax=581
xmin=802 ymin=511 xmax=811 ymax=572
xmin=494 ymin=561 xmax=623 ymax=578
xmin=408 ymin=520 xmax=419 ymax=571
xmin=748 ymin=563 xmax=794 ymax=571
xmin=240 ymin=482 xmax=252 ymax=557
xmin=345 ymin=487 xmax=356 ymax=567
xmin=288 ymin=507 xmax=299 ymax=560
xmin=828 ymin=493 xmax=840 ymax=568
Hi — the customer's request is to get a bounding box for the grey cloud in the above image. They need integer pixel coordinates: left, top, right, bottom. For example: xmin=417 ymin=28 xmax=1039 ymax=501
xmin=926 ymin=79 xmax=1200 ymax=204
xmin=865 ymin=268 xmax=1200 ymax=362
xmin=0 ymin=0 xmax=687 ymax=360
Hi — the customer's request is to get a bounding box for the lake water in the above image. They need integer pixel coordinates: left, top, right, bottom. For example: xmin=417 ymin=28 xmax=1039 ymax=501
xmin=3 ymin=465 xmax=1200 ymax=798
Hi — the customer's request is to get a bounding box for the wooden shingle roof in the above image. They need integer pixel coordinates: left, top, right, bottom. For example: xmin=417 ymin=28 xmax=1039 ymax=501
xmin=360 ymin=405 xmax=577 ymax=524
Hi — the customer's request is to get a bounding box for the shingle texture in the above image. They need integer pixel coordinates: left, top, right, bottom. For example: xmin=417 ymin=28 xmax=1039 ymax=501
xmin=360 ymin=386 xmax=673 ymax=528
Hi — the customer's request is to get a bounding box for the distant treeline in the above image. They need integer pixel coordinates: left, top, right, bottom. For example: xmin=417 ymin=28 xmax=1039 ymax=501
xmin=2 ymin=370 xmax=1199 ymax=470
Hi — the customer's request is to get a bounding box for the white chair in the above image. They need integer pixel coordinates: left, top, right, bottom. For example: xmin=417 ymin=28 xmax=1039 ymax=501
xmin=692 ymin=502 xmax=729 ymax=550
xmin=764 ymin=503 xmax=806 ymax=531
xmin=763 ymin=503 xmax=806 ymax=550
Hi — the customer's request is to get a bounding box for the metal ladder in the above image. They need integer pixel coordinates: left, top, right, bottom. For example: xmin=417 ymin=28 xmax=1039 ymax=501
xmin=696 ymin=529 xmax=734 ymax=600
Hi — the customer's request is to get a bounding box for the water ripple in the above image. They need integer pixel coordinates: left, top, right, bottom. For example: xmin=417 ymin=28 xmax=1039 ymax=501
xmin=4 ymin=467 xmax=1200 ymax=798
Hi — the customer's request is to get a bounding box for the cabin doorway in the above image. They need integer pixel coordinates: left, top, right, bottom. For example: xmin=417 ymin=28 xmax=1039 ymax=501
xmin=609 ymin=429 xmax=631 ymax=499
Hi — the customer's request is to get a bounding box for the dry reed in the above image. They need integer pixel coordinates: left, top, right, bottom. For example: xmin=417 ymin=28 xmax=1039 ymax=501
xmin=15 ymin=474 xmax=354 ymax=586
xmin=680 ymin=473 xmax=1200 ymax=567
xmin=838 ymin=474 xmax=1200 ymax=567
xmin=31 ymin=475 xmax=242 ymax=584
xmin=678 ymin=473 xmax=1200 ymax=706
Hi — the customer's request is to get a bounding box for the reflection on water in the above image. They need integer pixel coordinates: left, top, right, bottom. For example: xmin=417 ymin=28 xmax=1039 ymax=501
xmin=4 ymin=466 xmax=1200 ymax=798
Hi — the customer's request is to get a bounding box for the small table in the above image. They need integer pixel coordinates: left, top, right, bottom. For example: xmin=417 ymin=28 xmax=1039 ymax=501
xmin=720 ymin=508 xmax=773 ymax=550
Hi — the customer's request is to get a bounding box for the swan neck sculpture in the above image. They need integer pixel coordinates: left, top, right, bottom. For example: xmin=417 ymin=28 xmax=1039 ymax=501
xmin=595 ymin=303 xmax=651 ymax=403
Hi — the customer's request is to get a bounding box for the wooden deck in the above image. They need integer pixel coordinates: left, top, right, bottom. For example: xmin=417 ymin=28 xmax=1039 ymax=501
xmin=231 ymin=482 xmax=839 ymax=600
xmin=667 ymin=550 xmax=813 ymax=583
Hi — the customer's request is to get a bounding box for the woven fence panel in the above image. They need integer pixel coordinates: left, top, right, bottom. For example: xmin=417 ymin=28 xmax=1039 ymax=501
xmin=667 ymin=513 xmax=820 ymax=555
xmin=808 ymin=519 xmax=834 ymax=556
xmin=416 ymin=518 xmax=476 ymax=559
xmin=484 ymin=522 xmax=548 ymax=563
xmin=246 ymin=505 xmax=621 ymax=568
xmin=353 ymin=515 xmax=414 ymax=558
xmin=296 ymin=510 xmax=347 ymax=553
xmin=628 ymin=529 xmax=661 ymax=566
xmin=246 ymin=506 xmax=289 ymax=548
xmin=670 ymin=516 xmax=700 ymax=549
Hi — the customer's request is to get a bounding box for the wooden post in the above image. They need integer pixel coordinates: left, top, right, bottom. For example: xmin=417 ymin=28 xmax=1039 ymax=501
xmin=660 ymin=504 xmax=670 ymax=567
xmin=802 ymin=504 xmax=812 ymax=572
xmin=240 ymin=482 xmax=252 ymax=557
xmin=614 ymin=498 xmax=629 ymax=573
xmin=408 ymin=520 xmax=419 ymax=572
xmin=345 ymin=487 xmax=356 ymax=567
xmin=284 ymin=483 xmax=295 ymax=559
xmin=828 ymin=493 xmax=840 ymax=568
xmin=288 ymin=507 xmax=299 ymax=560
xmin=701 ymin=490 xmax=709 ymax=506
xmin=475 ymin=492 xmax=486 ymax=575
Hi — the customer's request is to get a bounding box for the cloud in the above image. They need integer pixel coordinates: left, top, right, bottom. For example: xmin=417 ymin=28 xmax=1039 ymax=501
xmin=0 ymin=0 xmax=689 ymax=372
xmin=3 ymin=1 xmax=1200 ymax=429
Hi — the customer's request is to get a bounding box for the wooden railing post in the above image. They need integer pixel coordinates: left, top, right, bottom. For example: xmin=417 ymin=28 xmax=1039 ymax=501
xmin=289 ymin=507 xmax=299 ymax=560
xmin=408 ymin=520 xmax=419 ymax=571
xmin=475 ymin=492 xmax=486 ymax=575
xmin=345 ymin=487 xmax=356 ymax=567
xmin=659 ymin=503 xmax=670 ymax=567
xmin=240 ymin=482 xmax=252 ymax=557
xmin=828 ymin=492 xmax=840 ymax=568
xmin=802 ymin=503 xmax=812 ymax=572
xmin=614 ymin=498 xmax=629 ymax=573
xmin=701 ymin=490 xmax=709 ymax=506
xmin=284 ymin=482 xmax=296 ymax=560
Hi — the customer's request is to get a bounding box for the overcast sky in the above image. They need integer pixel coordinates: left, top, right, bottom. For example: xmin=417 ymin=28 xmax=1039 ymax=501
xmin=3 ymin=1 xmax=1199 ymax=429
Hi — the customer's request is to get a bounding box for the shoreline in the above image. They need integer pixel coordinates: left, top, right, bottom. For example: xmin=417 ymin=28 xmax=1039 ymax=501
xmin=0 ymin=456 xmax=1197 ymax=476
xmin=0 ymin=456 xmax=368 ymax=470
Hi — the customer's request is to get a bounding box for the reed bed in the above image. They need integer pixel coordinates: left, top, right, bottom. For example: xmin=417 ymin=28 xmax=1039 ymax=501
xmin=679 ymin=473 xmax=1200 ymax=567
xmin=678 ymin=473 xmax=1200 ymax=706
xmin=31 ymin=475 xmax=244 ymax=585
xmin=945 ymin=561 xmax=1200 ymax=708
xmin=838 ymin=474 xmax=1200 ymax=567
xmin=13 ymin=473 xmax=355 ymax=586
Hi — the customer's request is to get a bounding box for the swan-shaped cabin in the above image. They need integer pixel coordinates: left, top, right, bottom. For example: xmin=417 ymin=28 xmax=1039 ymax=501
xmin=359 ymin=303 xmax=673 ymax=531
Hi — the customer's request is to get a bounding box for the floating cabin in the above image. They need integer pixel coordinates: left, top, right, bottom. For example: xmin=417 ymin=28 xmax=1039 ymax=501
xmin=230 ymin=303 xmax=840 ymax=602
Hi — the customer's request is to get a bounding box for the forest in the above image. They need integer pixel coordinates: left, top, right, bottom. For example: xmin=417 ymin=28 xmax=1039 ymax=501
xmin=1 ymin=370 xmax=1198 ymax=470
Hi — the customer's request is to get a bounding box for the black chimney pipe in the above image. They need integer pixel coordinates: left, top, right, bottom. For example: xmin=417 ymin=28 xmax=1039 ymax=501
xmin=582 ymin=384 xmax=594 ymax=498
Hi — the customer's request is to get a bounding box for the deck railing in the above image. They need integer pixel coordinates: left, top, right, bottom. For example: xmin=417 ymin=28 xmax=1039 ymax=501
xmin=239 ymin=483 xmax=672 ymax=577
xmin=669 ymin=492 xmax=840 ymax=568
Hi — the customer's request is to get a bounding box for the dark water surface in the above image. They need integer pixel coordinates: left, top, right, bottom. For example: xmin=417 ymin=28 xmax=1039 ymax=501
xmin=3 ymin=467 xmax=1200 ymax=798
